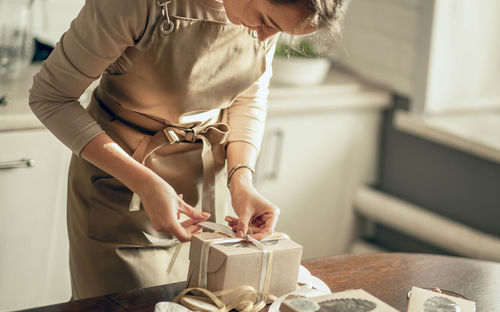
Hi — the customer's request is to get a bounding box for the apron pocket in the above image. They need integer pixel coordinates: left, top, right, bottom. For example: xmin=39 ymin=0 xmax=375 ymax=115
xmin=88 ymin=176 xmax=174 ymax=246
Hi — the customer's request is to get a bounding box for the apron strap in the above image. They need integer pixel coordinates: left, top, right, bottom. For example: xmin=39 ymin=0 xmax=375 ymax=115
xmin=98 ymin=92 xmax=229 ymax=223
xmin=129 ymin=122 xmax=229 ymax=222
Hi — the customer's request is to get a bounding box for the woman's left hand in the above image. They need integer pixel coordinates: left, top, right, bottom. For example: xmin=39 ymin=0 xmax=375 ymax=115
xmin=226 ymin=181 xmax=280 ymax=240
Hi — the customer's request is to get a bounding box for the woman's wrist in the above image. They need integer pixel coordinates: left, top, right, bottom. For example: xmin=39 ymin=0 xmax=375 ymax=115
xmin=227 ymin=164 xmax=254 ymax=188
xmin=81 ymin=133 xmax=163 ymax=196
xmin=127 ymin=165 xmax=162 ymax=195
xmin=228 ymin=167 xmax=254 ymax=191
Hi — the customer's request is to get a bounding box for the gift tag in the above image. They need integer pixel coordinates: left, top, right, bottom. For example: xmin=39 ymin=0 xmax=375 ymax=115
xmin=282 ymin=289 xmax=398 ymax=312
xmin=287 ymin=298 xmax=321 ymax=312
xmin=407 ymin=287 xmax=475 ymax=312
xmin=142 ymin=232 xmax=179 ymax=247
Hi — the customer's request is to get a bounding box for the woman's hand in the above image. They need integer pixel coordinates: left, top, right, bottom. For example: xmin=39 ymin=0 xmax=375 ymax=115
xmin=81 ymin=133 xmax=209 ymax=243
xmin=137 ymin=174 xmax=210 ymax=242
xmin=226 ymin=177 xmax=280 ymax=240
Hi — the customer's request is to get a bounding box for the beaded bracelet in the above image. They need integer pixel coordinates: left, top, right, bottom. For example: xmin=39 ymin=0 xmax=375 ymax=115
xmin=227 ymin=164 xmax=255 ymax=189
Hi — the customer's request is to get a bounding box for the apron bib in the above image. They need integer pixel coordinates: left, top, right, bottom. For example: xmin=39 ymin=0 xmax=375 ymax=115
xmin=67 ymin=0 xmax=267 ymax=299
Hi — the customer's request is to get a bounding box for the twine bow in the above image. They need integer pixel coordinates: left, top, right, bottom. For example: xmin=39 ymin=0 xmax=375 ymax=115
xmin=174 ymin=286 xmax=277 ymax=312
xmin=148 ymin=223 xmax=330 ymax=312
xmin=155 ymin=222 xmax=285 ymax=312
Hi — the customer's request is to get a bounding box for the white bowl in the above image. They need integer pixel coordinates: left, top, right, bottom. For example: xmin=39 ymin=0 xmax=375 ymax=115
xmin=271 ymin=56 xmax=331 ymax=86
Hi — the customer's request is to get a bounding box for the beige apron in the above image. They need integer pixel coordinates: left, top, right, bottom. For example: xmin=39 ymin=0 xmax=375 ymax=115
xmin=67 ymin=0 xmax=267 ymax=299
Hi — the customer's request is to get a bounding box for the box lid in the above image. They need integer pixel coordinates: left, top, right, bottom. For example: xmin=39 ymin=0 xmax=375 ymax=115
xmin=189 ymin=232 xmax=302 ymax=273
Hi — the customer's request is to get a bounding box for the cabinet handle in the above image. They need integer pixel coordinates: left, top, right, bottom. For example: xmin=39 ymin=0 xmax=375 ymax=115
xmin=264 ymin=129 xmax=284 ymax=181
xmin=0 ymin=94 xmax=7 ymax=106
xmin=0 ymin=158 xmax=35 ymax=169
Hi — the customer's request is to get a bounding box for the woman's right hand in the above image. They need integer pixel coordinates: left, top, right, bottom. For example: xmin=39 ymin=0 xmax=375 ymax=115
xmin=81 ymin=133 xmax=209 ymax=242
xmin=138 ymin=175 xmax=210 ymax=242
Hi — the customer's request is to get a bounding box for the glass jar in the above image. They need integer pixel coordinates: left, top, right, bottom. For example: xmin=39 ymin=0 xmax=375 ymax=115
xmin=0 ymin=0 xmax=35 ymax=80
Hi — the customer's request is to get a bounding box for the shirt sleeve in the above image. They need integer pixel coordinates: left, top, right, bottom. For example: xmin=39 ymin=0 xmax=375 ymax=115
xmin=29 ymin=0 xmax=151 ymax=155
xmin=226 ymin=36 xmax=278 ymax=152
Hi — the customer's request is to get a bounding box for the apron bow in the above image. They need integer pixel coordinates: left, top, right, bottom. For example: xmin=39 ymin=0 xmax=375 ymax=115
xmin=129 ymin=122 xmax=230 ymax=222
xmin=163 ymin=123 xmax=229 ymax=144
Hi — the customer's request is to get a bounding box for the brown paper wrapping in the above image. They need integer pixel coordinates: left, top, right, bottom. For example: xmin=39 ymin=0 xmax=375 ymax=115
xmin=187 ymin=232 xmax=303 ymax=305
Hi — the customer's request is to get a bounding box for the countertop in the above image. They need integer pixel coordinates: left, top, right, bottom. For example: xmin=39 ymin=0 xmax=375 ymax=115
xmin=0 ymin=64 xmax=97 ymax=132
xmin=0 ymin=63 xmax=391 ymax=132
xmin=267 ymin=68 xmax=391 ymax=115
xmin=0 ymin=65 xmax=45 ymax=131
xmin=394 ymin=110 xmax=500 ymax=164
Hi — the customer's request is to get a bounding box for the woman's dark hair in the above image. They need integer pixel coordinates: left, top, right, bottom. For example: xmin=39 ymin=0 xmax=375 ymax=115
xmin=272 ymin=0 xmax=349 ymax=55
xmin=273 ymin=0 xmax=348 ymax=34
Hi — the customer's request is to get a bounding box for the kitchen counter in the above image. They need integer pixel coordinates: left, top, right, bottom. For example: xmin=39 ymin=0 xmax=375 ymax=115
xmin=0 ymin=64 xmax=97 ymax=131
xmin=395 ymin=110 xmax=500 ymax=164
xmin=0 ymin=65 xmax=44 ymax=131
xmin=268 ymin=67 xmax=390 ymax=115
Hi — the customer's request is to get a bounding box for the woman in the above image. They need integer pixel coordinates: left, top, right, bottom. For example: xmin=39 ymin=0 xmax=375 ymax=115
xmin=29 ymin=0 xmax=346 ymax=300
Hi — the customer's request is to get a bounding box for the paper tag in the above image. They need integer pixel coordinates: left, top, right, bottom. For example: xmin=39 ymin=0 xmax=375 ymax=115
xmin=287 ymin=298 xmax=321 ymax=312
xmin=408 ymin=287 xmax=476 ymax=312
xmin=142 ymin=232 xmax=179 ymax=247
xmin=282 ymin=289 xmax=398 ymax=312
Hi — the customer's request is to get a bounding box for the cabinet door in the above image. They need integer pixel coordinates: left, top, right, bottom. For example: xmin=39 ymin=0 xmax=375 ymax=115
xmin=255 ymin=110 xmax=381 ymax=259
xmin=0 ymin=129 xmax=71 ymax=311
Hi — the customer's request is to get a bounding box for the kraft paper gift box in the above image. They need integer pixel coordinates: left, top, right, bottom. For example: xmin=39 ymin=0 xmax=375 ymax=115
xmin=186 ymin=231 xmax=303 ymax=304
xmin=281 ymin=289 xmax=399 ymax=312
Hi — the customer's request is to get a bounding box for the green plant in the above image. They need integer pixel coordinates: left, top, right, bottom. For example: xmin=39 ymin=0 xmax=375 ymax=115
xmin=274 ymin=39 xmax=319 ymax=58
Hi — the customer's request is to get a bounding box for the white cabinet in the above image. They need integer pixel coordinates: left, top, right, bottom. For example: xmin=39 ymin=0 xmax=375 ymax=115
xmin=0 ymin=129 xmax=71 ymax=311
xmin=255 ymin=70 xmax=390 ymax=259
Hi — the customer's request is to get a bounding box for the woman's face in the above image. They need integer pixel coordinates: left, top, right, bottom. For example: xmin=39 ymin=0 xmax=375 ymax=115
xmin=222 ymin=0 xmax=316 ymax=41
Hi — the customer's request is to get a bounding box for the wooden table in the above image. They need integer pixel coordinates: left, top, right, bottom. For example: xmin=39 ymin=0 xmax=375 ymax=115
xmin=20 ymin=253 xmax=500 ymax=312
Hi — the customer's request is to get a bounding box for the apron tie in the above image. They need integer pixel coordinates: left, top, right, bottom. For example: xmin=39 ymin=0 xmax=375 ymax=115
xmin=129 ymin=122 xmax=229 ymax=222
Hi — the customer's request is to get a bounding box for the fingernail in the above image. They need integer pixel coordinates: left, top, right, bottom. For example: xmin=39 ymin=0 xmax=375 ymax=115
xmin=224 ymin=216 xmax=231 ymax=221
xmin=202 ymin=212 xmax=210 ymax=217
xmin=237 ymin=230 xmax=244 ymax=238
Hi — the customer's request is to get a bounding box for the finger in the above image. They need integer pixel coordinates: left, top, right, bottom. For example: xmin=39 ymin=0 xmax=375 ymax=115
xmin=177 ymin=194 xmax=184 ymax=220
xmin=227 ymin=221 xmax=238 ymax=227
xmin=185 ymin=223 xmax=203 ymax=234
xmin=236 ymin=212 xmax=252 ymax=238
xmin=225 ymin=217 xmax=238 ymax=226
xmin=248 ymin=213 xmax=277 ymax=238
xmin=167 ymin=223 xmax=192 ymax=242
xmin=180 ymin=218 xmax=199 ymax=228
xmin=177 ymin=193 xmax=204 ymax=219
xmin=255 ymin=212 xmax=276 ymax=228
xmin=178 ymin=201 xmax=210 ymax=220
xmin=251 ymin=217 xmax=266 ymax=227
xmin=250 ymin=230 xmax=272 ymax=240
xmin=225 ymin=216 xmax=238 ymax=223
